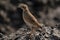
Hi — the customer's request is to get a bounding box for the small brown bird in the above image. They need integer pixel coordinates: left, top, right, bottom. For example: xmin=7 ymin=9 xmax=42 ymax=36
xmin=18 ymin=3 xmax=43 ymax=35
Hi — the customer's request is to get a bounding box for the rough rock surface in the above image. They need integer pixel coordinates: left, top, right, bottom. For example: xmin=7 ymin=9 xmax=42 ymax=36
xmin=0 ymin=0 xmax=60 ymax=40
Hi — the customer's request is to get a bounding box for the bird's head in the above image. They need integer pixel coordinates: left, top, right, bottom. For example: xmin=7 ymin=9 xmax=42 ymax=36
xmin=18 ymin=3 xmax=28 ymax=11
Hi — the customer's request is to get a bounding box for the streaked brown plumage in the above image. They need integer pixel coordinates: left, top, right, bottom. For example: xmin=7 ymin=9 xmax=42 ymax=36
xmin=18 ymin=3 xmax=44 ymax=35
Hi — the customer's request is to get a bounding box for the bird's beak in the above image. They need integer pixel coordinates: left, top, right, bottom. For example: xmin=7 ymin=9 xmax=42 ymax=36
xmin=18 ymin=4 xmax=22 ymax=8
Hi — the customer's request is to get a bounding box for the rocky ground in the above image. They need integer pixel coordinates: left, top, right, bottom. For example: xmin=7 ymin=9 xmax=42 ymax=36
xmin=0 ymin=0 xmax=60 ymax=40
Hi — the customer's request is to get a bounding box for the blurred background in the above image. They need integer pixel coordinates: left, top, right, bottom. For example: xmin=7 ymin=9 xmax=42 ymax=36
xmin=0 ymin=0 xmax=60 ymax=40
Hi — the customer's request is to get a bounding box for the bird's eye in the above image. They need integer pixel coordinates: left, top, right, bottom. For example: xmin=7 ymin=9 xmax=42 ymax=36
xmin=22 ymin=6 xmax=26 ymax=9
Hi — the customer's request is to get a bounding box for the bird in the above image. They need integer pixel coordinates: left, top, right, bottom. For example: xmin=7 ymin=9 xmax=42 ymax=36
xmin=18 ymin=3 xmax=44 ymax=36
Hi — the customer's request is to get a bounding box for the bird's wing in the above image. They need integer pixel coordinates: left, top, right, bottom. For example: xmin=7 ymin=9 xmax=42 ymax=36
xmin=23 ymin=12 xmax=37 ymax=27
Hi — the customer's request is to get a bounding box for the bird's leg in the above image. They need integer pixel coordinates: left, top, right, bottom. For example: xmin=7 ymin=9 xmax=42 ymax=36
xmin=29 ymin=27 xmax=36 ymax=39
xmin=30 ymin=28 xmax=35 ymax=35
